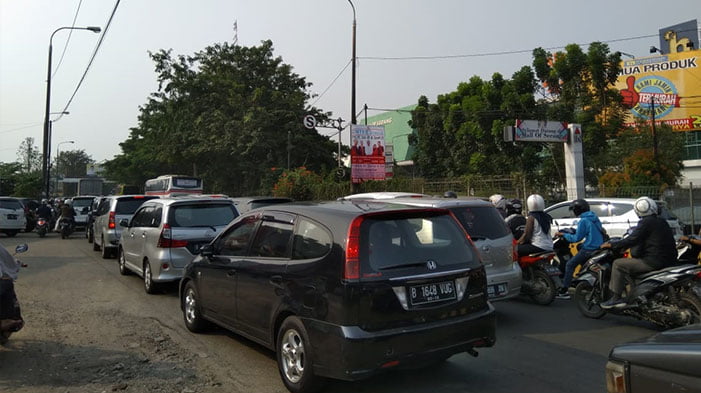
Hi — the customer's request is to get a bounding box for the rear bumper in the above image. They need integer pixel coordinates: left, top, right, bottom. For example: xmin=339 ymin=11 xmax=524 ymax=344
xmin=486 ymin=262 xmax=522 ymax=301
xmin=304 ymin=304 xmax=496 ymax=381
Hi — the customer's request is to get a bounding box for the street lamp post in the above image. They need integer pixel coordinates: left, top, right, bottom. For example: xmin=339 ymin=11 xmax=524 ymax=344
xmin=55 ymin=140 xmax=75 ymax=195
xmin=42 ymin=26 xmax=101 ymax=199
xmin=348 ymin=0 xmax=357 ymax=126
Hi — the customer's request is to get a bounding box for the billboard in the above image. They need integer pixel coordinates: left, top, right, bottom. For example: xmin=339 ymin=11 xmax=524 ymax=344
xmin=510 ymin=120 xmax=569 ymax=142
xmin=658 ymin=20 xmax=698 ymax=55
xmin=616 ymin=50 xmax=701 ymax=131
xmin=350 ymin=125 xmax=386 ymax=183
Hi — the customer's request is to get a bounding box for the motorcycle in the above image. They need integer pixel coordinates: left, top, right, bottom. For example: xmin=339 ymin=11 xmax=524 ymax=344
xmin=518 ymin=250 xmax=562 ymax=305
xmin=572 ymin=242 xmax=701 ymax=328
xmin=58 ymin=217 xmax=74 ymax=239
xmin=0 ymin=243 xmax=28 ymax=345
xmin=36 ymin=217 xmax=49 ymax=238
xmin=677 ymin=235 xmax=701 ymax=265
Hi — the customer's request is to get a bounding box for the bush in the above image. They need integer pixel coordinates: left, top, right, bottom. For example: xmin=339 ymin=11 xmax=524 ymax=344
xmin=272 ymin=167 xmax=322 ymax=201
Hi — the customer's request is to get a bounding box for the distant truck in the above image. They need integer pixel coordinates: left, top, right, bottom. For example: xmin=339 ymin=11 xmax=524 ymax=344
xmin=78 ymin=178 xmax=103 ymax=196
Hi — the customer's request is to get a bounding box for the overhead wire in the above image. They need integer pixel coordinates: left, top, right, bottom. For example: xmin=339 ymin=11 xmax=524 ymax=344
xmin=310 ymin=59 xmax=352 ymax=107
xmin=53 ymin=0 xmax=121 ymax=122
xmin=52 ymin=0 xmax=83 ymax=79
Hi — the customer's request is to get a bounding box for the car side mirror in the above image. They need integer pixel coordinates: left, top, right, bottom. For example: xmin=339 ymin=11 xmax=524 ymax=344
xmin=199 ymin=243 xmax=215 ymax=258
xmin=119 ymin=219 xmax=129 ymax=227
xmin=15 ymin=244 xmax=28 ymax=254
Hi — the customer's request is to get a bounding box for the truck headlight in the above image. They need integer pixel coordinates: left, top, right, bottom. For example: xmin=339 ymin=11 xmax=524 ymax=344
xmin=605 ymin=360 xmax=628 ymax=393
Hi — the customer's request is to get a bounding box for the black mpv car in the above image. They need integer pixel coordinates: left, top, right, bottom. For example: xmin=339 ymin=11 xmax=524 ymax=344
xmin=179 ymin=200 xmax=496 ymax=393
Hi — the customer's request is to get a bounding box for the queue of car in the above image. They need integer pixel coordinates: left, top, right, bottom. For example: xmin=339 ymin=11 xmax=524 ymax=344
xmin=3 ymin=192 xmax=699 ymax=393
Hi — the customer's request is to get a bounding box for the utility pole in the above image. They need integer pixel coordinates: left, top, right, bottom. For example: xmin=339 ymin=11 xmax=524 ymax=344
xmin=651 ymin=97 xmax=659 ymax=172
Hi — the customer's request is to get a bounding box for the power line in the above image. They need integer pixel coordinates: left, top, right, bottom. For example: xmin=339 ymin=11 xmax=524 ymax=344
xmin=52 ymin=0 xmax=83 ymax=79
xmin=54 ymin=0 xmax=120 ymax=121
xmin=310 ymin=59 xmax=352 ymax=107
xmin=358 ymin=28 xmax=701 ymax=61
xmin=0 ymin=123 xmax=41 ymax=135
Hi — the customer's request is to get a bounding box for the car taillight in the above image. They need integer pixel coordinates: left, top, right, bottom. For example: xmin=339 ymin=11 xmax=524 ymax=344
xmin=108 ymin=211 xmax=116 ymax=229
xmin=157 ymin=223 xmax=188 ymax=248
xmin=344 ymin=216 xmax=363 ymax=280
xmin=512 ymin=238 xmax=518 ymax=262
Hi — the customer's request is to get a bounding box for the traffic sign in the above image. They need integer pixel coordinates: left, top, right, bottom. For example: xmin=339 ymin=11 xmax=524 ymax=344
xmin=303 ymin=115 xmax=316 ymax=129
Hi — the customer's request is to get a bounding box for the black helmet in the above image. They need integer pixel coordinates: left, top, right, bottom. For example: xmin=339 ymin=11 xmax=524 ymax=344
xmin=569 ymin=199 xmax=590 ymax=217
xmin=443 ymin=190 xmax=457 ymax=198
xmin=506 ymin=198 xmax=522 ymax=215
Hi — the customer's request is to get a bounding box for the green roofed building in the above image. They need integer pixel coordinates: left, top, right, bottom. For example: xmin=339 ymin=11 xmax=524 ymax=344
xmin=361 ymin=104 xmax=416 ymax=166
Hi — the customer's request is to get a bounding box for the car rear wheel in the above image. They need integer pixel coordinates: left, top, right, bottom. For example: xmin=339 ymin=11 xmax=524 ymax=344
xmin=276 ymin=316 xmax=324 ymax=393
xmin=118 ymin=248 xmax=131 ymax=276
xmin=143 ymin=262 xmax=159 ymax=294
xmin=87 ymin=227 xmax=94 ymax=243
xmin=5 ymin=230 xmax=18 ymax=237
xmin=183 ymin=282 xmax=210 ymax=333
xmin=575 ymin=282 xmax=607 ymax=319
xmin=529 ymin=269 xmax=556 ymax=305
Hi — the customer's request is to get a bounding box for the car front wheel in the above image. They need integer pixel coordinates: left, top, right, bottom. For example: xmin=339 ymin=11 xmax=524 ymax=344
xmin=183 ymin=282 xmax=209 ymax=332
xmin=276 ymin=316 xmax=324 ymax=393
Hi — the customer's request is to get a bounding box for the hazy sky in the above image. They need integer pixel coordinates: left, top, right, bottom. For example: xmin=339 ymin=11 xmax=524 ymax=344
xmin=1 ymin=0 xmax=698 ymax=164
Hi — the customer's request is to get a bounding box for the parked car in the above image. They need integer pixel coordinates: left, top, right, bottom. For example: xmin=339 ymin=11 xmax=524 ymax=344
xmin=86 ymin=196 xmax=108 ymax=243
xmin=0 ymin=197 xmax=26 ymax=237
xmin=15 ymin=197 xmax=39 ymax=232
xmin=92 ymin=195 xmax=159 ymax=258
xmin=70 ymin=195 xmax=98 ymax=231
xmin=606 ymin=323 xmax=701 ymax=393
xmin=229 ymin=196 xmax=293 ymax=214
xmin=118 ymin=196 xmax=239 ymax=294
xmin=180 ymin=200 xmax=496 ymax=392
xmin=545 ymin=198 xmax=684 ymax=239
xmin=341 ymin=194 xmax=522 ymax=301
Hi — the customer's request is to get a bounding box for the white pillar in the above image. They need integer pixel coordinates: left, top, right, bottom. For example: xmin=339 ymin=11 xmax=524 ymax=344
xmin=564 ymin=123 xmax=585 ymax=200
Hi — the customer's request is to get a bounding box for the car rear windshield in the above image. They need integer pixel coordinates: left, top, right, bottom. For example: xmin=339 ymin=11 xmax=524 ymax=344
xmin=72 ymin=198 xmax=93 ymax=208
xmin=0 ymin=199 xmax=23 ymax=210
xmin=115 ymin=197 xmax=158 ymax=215
xmin=449 ymin=206 xmax=511 ymax=240
xmin=360 ymin=212 xmax=479 ymax=272
xmin=169 ymin=204 xmax=238 ymax=227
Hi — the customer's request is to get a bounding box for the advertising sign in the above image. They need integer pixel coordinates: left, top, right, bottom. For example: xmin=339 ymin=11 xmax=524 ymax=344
xmin=658 ymin=20 xmax=698 ymax=55
xmin=616 ymin=50 xmax=701 ymax=131
xmin=351 ymin=125 xmax=386 ymax=183
xmin=513 ymin=120 xmax=569 ymax=142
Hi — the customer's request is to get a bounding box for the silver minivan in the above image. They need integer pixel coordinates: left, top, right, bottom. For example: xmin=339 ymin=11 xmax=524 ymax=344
xmin=118 ymin=196 xmax=238 ymax=293
xmin=92 ymin=195 xmax=159 ymax=258
xmin=346 ymin=195 xmax=522 ymax=301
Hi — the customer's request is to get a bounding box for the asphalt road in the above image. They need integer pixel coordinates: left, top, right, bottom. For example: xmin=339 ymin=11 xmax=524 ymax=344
xmin=1 ymin=231 xmax=660 ymax=393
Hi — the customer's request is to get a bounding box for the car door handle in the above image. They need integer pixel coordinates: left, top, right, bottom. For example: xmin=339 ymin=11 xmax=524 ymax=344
xmin=270 ymin=275 xmax=284 ymax=289
xmin=141 ymin=232 xmax=146 ymax=238
xmin=226 ymin=270 xmax=237 ymax=277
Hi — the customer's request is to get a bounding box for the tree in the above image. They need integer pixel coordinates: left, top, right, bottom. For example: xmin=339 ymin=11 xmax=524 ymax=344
xmin=16 ymin=137 xmax=42 ymax=173
xmin=104 ymin=40 xmax=338 ymax=195
xmin=56 ymin=150 xmax=94 ymax=178
xmin=409 ymin=69 xmax=546 ymax=179
xmin=532 ymin=43 xmax=628 ymax=184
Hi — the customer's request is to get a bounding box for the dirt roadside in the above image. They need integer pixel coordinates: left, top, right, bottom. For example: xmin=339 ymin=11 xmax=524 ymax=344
xmin=0 ymin=234 xmax=286 ymax=393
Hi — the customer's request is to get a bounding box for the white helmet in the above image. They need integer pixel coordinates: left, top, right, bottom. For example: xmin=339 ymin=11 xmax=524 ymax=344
xmin=489 ymin=194 xmax=505 ymax=208
xmin=634 ymin=197 xmax=657 ymax=217
xmin=526 ymin=194 xmax=545 ymax=212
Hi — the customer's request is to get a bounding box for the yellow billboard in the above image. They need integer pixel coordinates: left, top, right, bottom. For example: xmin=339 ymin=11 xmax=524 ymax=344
xmin=616 ymin=49 xmax=701 ymax=131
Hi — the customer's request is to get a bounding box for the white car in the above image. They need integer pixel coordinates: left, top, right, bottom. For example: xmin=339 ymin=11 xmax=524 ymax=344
xmin=545 ymin=198 xmax=683 ymax=239
xmin=0 ymin=197 xmax=27 ymax=237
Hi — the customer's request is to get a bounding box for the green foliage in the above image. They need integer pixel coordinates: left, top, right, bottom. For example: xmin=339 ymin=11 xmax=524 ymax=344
xmin=104 ymin=40 xmax=338 ymax=195
xmin=56 ymin=150 xmax=93 ymax=178
xmin=0 ymin=162 xmax=41 ymax=197
xmin=409 ymin=69 xmax=544 ymax=180
xmin=16 ymin=137 xmax=42 ymax=173
xmin=272 ymin=167 xmax=322 ymax=201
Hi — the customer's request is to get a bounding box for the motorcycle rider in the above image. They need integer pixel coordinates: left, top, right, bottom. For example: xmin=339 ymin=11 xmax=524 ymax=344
xmin=600 ymin=197 xmax=677 ymax=309
xmin=490 ymin=194 xmax=508 ymax=218
xmin=505 ymin=198 xmax=526 ymax=239
xmin=0 ymin=244 xmax=24 ymax=344
xmin=517 ymin=194 xmax=554 ymax=256
xmin=55 ymin=199 xmax=76 ymax=232
xmin=36 ymin=199 xmax=53 ymax=221
xmin=554 ymin=199 xmax=605 ymax=300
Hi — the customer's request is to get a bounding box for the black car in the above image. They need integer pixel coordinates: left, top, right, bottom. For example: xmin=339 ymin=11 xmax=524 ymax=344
xmin=180 ymin=200 xmax=496 ymax=393
xmin=606 ymin=324 xmax=701 ymax=393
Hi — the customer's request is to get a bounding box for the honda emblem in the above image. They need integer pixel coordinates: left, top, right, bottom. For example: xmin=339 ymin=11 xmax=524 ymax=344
xmin=426 ymin=260 xmax=437 ymax=270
